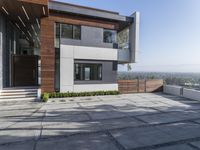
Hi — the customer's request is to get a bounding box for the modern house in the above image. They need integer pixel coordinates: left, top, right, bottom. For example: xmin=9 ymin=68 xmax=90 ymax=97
xmin=0 ymin=0 xmax=139 ymax=99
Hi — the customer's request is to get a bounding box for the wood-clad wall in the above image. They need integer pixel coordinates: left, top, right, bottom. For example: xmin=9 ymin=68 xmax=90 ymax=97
xmin=118 ymin=79 xmax=164 ymax=94
xmin=40 ymin=12 xmax=119 ymax=93
xmin=19 ymin=0 xmax=48 ymax=5
xmin=49 ymin=12 xmax=119 ymax=30
xmin=40 ymin=17 xmax=55 ymax=92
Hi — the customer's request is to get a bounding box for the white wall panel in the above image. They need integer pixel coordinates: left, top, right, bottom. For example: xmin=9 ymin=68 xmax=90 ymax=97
xmin=163 ymin=85 xmax=182 ymax=96
xmin=74 ymin=46 xmax=117 ymax=61
xmin=60 ymin=45 xmax=74 ymax=92
xmin=74 ymin=84 xmax=118 ymax=92
xmin=60 ymin=44 xmax=118 ymax=92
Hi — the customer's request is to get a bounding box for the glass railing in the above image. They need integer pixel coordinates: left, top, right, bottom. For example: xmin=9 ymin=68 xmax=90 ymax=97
xmin=118 ymin=42 xmax=130 ymax=51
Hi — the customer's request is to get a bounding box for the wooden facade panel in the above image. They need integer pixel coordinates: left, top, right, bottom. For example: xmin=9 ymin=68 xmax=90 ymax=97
xmin=118 ymin=80 xmax=163 ymax=94
xmin=19 ymin=0 xmax=48 ymax=5
xmin=40 ymin=16 xmax=55 ymax=92
xmin=49 ymin=13 xmax=119 ymax=30
xmin=41 ymin=71 xmax=55 ymax=78
xmin=41 ymin=86 xmax=55 ymax=93
xmin=146 ymin=80 xmax=164 ymax=92
xmin=41 ymin=56 xmax=55 ymax=65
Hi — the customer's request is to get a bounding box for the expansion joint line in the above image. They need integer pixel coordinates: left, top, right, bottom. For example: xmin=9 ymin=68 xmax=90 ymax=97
xmin=33 ymin=110 xmax=47 ymax=150
xmin=105 ymin=130 xmax=127 ymax=150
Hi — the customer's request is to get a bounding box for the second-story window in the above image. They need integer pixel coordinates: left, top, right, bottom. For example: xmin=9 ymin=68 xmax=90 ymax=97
xmin=103 ymin=29 xmax=117 ymax=43
xmin=61 ymin=23 xmax=81 ymax=40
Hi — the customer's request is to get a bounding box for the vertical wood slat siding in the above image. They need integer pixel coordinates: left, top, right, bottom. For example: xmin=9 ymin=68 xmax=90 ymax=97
xmin=118 ymin=79 xmax=164 ymax=94
xmin=18 ymin=0 xmax=48 ymax=5
xmin=40 ymin=17 xmax=55 ymax=93
xmin=49 ymin=12 xmax=119 ymax=30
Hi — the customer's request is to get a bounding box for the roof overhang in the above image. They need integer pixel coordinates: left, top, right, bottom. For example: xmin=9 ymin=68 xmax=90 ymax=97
xmin=49 ymin=0 xmax=133 ymax=31
xmin=0 ymin=0 xmax=49 ymax=43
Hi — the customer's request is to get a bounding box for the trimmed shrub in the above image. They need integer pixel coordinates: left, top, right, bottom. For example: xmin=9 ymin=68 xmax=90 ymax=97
xmin=42 ymin=93 xmax=49 ymax=102
xmin=42 ymin=90 xmax=119 ymax=100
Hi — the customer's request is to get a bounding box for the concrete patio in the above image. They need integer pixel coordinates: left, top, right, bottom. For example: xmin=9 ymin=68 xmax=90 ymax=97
xmin=1 ymin=93 xmax=200 ymax=150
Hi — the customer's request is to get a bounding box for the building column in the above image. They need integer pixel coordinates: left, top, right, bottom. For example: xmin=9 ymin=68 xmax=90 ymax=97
xmin=40 ymin=17 xmax=55 ymax=93
xmin=129 ymin=12 xmax=140 ymax=63
xmin=0 ymin=14 xmax=3 ymax=90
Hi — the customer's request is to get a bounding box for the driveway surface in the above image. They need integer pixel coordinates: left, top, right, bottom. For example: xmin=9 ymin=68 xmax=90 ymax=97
xmin=1 ymin=93 xmax=200 ymax=150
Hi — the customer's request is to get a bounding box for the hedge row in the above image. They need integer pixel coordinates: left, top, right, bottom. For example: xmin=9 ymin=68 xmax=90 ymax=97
xmin=42 ymin=91 xmax=120 ymax=102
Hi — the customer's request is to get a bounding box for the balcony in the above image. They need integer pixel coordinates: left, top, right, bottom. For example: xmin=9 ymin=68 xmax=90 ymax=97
xmin=117 ymin=42 xmax=131 ymax=63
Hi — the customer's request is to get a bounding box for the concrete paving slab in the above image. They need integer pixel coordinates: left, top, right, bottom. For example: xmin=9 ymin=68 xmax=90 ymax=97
xmin=41 ymin=103 xmax=80 ymax=110
xmin=42 ymin=113 xmax=90 ymax=126
xmin=36 ymin=133 xmax=119 ymax=150
xmin=110 ymin=126 xmax=172 ymax=149
xmin=0 ymin=141 xmax=35 ymax=150
xmin=111 ymin=122 xmax=200 ymax=149
xmin=1 ymin=93 xmax=200 ymax=150
xmin=115 ymin=105 xmax=159 ymax=116
xmin=99 ymin=117 xmax=146 ymax=130
xmin=190 ymin=141 xmax=200 ymax=149
xmin=157 ymin=122 xmax=200 ymax=141
xmin=153 ymin=144 xmax=195 ymax=150
xmin=136 ymin=112 xmax=180 ymax=124
xmin=87 ymin=109 xmax=126 ymax=120
xmin=41 ymin=121 xmax=101 ymax=138
xmin=0 ymin=126 xmax=41 ymax=144
xmin=137 ymin=110 xmax=200 ymax=124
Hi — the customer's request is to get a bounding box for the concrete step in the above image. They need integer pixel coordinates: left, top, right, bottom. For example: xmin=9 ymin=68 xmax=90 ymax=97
xmin=0 ymin=97 xmax=39 ymax=102
xmin=0 ymin=88 xmax=39 ymax=102
xmin=1 ymin=89 xmax=38 ymax=93
xmin=0 ymin=92 xmax=37 ymax=96
xmin=0 ymin=94 xmax=37 ymax=99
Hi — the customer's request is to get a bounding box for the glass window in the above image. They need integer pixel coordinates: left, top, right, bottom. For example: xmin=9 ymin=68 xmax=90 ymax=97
xmin=103 ymin=29 xmax=117 ymax=43
xmin=60 ymin=23 xmax=81 ymax=40
xmin=74 ymin=63 xmax=102 ymax=81
xmin=61 ymin=24 xmax=73 ymax=39
xmin=55 ymin=23 xmax=60 ymax=48
xmin=55 ymin=48 xmax=60 ymax=91
xmin=73 ymin=25 xmax=81 ymax=40
xmin=84 ymin=67 xmax=91 ymax=80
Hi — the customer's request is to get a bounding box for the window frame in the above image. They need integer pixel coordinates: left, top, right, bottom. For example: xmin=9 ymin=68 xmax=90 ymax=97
xmin=61 ymin=24 xmax=73 ymax=39
xmin=74 ymin=63 xmax=103 ymax=81
xmin=103 ymin=29 xmax=117 ymax=44
xmin=60 ymin=23 xmax=81 ymax=40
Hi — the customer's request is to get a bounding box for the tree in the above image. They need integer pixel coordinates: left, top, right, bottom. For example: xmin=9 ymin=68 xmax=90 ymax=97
xmin=127 ymin=64 xmax=132 ymax=71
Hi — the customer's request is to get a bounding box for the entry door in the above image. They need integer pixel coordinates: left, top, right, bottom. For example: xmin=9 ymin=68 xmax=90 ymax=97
xmin=12 ymin=55 xmax=38 ymax=87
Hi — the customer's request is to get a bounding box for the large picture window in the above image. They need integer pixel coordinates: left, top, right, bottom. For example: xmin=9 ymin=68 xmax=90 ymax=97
xmin=61 ymin=23 xmax=81 ymax=40
xmin=103 ymin=29 xmax=117 ymax=43
xmin=75 ymin=63 xmax=102 ymax=81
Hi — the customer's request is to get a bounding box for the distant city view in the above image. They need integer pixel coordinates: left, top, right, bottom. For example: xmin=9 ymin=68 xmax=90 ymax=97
xmin=118 ymin=72 xmax=200 ymax=90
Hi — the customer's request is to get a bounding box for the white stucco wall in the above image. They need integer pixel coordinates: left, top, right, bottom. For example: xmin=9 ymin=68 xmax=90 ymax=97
xmin=183 ymin=88 xmax=200 ymax=101
xmin=60 ymin=44 xmax=118 ymax=92
xmin=163 ymin=85 xmax=182 ymax=96
xmin=74 ymin=46 xmax=118 ymax=61
xmin=60 ymin=45 xmax=74 ymax=92
xmin=0 ymin=15 xmax=3 ymax=90
xmin=129 ymin=12 xmax=140 ymax=63
xmin=74 ymin=84 xmax=118 ymax=92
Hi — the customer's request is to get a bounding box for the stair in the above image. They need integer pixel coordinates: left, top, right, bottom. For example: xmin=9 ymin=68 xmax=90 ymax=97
xmin=0 ymin=88 xmax=39 ymax=102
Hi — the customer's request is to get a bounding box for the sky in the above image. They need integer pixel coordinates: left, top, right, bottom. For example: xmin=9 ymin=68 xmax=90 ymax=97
xmin=56 ymin=0 xmax=200 ymax=72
